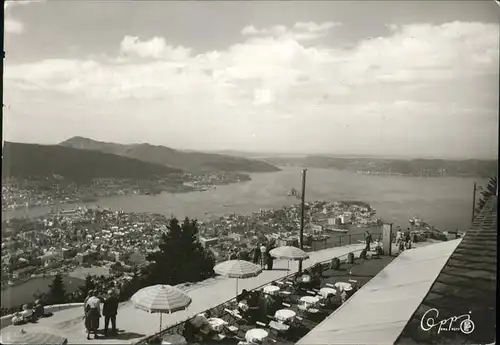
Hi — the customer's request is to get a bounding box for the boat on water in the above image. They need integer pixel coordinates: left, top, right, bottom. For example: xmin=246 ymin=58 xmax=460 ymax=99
xmin=223 ymin=204 xmax=229 ymax=207
xmin=325 ymin=227 xmax=349 ymax=233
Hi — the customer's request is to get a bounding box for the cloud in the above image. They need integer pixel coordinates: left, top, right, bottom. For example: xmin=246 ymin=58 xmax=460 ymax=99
xmin=119 ymin=36 xmax=192 ymax=60
xmin=4 ymin=20 xmax=499 ymax=154
xmin=4 ymin=0 xmax=46 ymax=34
xmin=5 ymin=18 xmax=24 ymax=34
xmin=6 ymin=21 xmax=497 ymax=101
xmin=293 ymin=21 xmax=339 ymax=32
xmin=241 ymin=21 xmax=339 ymax=41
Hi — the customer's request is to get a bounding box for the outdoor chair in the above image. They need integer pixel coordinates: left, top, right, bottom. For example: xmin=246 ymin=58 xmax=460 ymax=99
xmin=293 ymin=315 xmax=304 ymax=327
xmin=224 ymin=324 xmax=239 ymax=334
xmin=255 ymin=321 xmax=267 ymax=328
xmin=269 ymin=320 xmax=290 ymax=335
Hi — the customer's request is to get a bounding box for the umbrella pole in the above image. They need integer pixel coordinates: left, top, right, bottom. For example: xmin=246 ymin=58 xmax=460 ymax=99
xmin=159 ymin=313 xmax=162 ymax=333
xmin=236 ymin=278 xmax=239 ymax=298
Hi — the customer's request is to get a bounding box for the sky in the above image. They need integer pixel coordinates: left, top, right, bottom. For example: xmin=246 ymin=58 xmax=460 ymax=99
xmin=3 ymin=0 xmax=499 ymax=159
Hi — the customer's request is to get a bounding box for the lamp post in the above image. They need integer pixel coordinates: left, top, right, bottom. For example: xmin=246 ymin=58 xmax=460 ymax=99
xmin=290 ymin=169 xmax=307 ymax=273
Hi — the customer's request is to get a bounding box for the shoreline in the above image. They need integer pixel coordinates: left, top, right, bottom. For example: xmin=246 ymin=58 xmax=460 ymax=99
xmin=2 ymin=177 xmax=253 ymax=213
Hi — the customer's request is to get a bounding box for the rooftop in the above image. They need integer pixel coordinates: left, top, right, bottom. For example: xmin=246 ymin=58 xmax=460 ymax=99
xmin=296 ymin=239 xmax=461 ymax=345
xmin=396 ymin=196 xmax=497 ymax=345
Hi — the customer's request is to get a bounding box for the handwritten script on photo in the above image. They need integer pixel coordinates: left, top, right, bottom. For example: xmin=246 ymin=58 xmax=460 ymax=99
xmin=420 ymin=308 xmax=475 ymax=334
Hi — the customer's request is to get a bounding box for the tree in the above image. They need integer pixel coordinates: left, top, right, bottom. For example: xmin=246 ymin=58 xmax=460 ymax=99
xmin=476 ymin=177 xmax=497 ymax=213
xmin=77 ymin=274 xmax=95 ymax=300
xmin=47 ymin=273 xmax=67 ymax=305
xmin=146 ymin=217 xmax=215 ymax=285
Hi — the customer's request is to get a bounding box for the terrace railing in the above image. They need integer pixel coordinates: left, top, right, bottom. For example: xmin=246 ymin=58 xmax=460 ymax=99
xmin=136 ymin=246 xmax=366 ymax=345
xmin=308 ymin=231 xmax=380 ymax=252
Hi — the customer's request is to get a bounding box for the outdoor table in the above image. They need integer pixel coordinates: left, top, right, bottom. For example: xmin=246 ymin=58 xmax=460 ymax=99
xmin=263 ymin=285 xmax=280 ymax=295
xmin=208 ymin=318 xmax=228 ymax=332
xmin=335 ymin=282 xmax=352 ymax=291
xmin=162 ymin=334 xmax=187 ymax=345
xmin=238 ymin=302 xmax=249 ymax=312
xmin=275 ymin=309 xmax=296 ymax=322
xmin=300 ymin=296 xmax=320 ymax=308
xmin=245 ymin=328 xmax=269 ymax=343
xmin=319 ymin=287 xmax=337 ymax=299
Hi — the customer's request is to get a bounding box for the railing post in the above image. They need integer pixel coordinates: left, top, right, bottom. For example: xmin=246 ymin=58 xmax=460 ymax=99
xmin=348 ymin=234 xmax=352 ymax=245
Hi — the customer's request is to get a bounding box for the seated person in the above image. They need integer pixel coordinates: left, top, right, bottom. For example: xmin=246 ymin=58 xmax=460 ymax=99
xmin=245 ymin=292 xmax=260 ymax=323
xmin=266 ymin=295 xmax=281 ymax=317
xmin=312 ymin=263 xmax=322 ymax=277
xmin=300 ymin=270 xmax=312 ymax=282
xmin=190 ymin=310 xmax=216 ymax=339
xmin=238 ymin=299 xmax=249 ymax=314
xmin=257 ymin=294 xmax=272 ymax=321
xmin=20 ymin=304 xmax=34 ymax=322
xmin=237 ymin=289 xmax=250 ymax=303
xmin=12 ymin=312 xmax=24 ymax=325
xmin=310 ymin=270 xmax=322 ymax=288
xmin=182 ymin=320 xmax=200 ymax=342
xmin=247 ymin=291 xmax=259 ymax=308
xmin=32 ymin=300 xmax=45 ymax=319
xmin=296 ymin=270 xmax=313 ymax=292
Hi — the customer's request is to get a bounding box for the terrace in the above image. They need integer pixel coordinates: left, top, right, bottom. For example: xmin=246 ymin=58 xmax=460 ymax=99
xmin=1 ymin=239 xmax=435 ymax=344
xmin=139 ymin=253 xmax=396 ymax=345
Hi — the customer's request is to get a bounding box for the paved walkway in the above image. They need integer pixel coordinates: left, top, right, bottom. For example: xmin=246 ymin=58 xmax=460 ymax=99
xmin=1 ymin=243 xmax=367 ymax=344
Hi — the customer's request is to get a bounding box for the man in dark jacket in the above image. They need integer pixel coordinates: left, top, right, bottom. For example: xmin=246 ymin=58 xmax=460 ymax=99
xmin=103 ymin=290 xmax=119 ymax=336
xmin=364 ymin=231 xmax=373 ymax=252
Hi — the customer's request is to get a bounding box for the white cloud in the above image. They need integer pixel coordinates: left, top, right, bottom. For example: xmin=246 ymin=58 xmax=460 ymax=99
xmin=4 ymin=0 xmax=46 ymax=34
xmin=6 ymin=21 xmax=497 ymax=101
xmin=5 ymin=18 xmax=24 ymax=34
xmin=293 ymin=21 xmax=339 ymax=32
xmin=241 ymin=21 xmax=339 ymax=41
xmin=4 ymin=20 xmax=499 ymax=155
xmin=119 ymin=36 xmax=192 ymax=60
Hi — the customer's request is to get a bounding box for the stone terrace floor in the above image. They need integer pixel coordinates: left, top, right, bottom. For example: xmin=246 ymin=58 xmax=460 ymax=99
xmin=1 ymin=242 xmax=433 ymax=344
xmin=175 ymin=255 xmax=397 ymax=345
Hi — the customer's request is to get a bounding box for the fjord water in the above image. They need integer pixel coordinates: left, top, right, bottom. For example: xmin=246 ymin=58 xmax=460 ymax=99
xmin=3 ymin=167 xmax=481 ymax=231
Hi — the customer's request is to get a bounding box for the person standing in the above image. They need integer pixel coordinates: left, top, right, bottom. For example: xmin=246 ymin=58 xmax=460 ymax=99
xmin=266 ymin=243 xmax=275 ymax=270
xmin=252 ymin=246 xmax=261 ymax=265
xmin=364 ymin=231 xmax=373 ymax=252
xmin=85 ymin=290 xmax=101 ymax=340
xmin=259 ymin=243 xmax=267 ymax=268
xmin=103 ymin=290 xmax=119 ymax=336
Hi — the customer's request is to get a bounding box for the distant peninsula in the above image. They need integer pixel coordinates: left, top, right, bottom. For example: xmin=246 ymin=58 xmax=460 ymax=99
xmin=262 ymin=156 xmax=497 ymax=178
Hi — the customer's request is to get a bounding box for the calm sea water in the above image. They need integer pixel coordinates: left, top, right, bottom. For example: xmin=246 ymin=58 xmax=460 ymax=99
xmin=1 ymin=167 xmax=482 ymax=308
xmin=3 ymin=167 xmax=480 ymax=231
xmin=1 ymin=276 xmax=85 ymax=309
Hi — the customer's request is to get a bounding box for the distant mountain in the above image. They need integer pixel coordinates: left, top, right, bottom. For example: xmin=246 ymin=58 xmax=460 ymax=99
xmin=262 ymin=156 xmax=497 ymax=178
xmin=59 ymin=137 xmax=280 ymax=173
xmin=208 ymin=149 xmax=309 ymax=159
xmin=2 ymin=142 xmax=182 ymax=181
